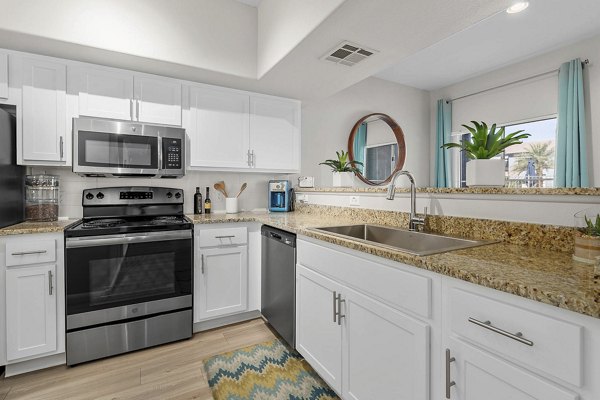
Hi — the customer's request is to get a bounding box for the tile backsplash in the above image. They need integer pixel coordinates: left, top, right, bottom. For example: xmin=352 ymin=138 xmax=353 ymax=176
xmin=30 ymin=167 xmax=289 ymax=219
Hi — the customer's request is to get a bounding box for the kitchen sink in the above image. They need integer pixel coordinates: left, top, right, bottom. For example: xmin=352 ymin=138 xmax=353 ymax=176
xmin=310 ymin=224 xmax=496 ymax=256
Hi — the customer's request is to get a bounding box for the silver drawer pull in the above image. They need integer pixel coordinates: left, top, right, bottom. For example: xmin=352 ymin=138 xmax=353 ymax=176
xmin=468 ymin=317 xmax=534 ymax=346
xmin=48 ymin=270 xmax=53 ymax=295
xmin=215 ymin=235 xmax=235 ymax=239
xmin=11 ymin=250 xmax=47 ymax=256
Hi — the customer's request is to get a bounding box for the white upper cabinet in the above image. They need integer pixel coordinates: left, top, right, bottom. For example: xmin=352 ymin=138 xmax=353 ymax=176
xmin=73 ymin=66 xmax=134 ymax=121
xmin=135 ymin=75 xmax=181 ymax=126
xmin=186 ymin=86 xmax=301 ymax=173
xmin=20 ymin=57 xmax=67 ymax=163
xmin=0 ymin=51 xmax=7 ymax=99
xmin=188 ymin=84 xmax=250 ymax=169
xmin=249 ymin=95 xmax=300 ymax=172
xmin=72 ymin=65 xmax=182 ymax=126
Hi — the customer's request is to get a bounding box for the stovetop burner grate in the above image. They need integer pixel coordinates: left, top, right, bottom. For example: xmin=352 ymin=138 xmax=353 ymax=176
xmin=82 ymin=219 xmax=127 ymax=229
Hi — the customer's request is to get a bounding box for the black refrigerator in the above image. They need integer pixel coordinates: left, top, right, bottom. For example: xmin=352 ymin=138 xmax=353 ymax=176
xmin=0 ymin=108 xmax=25 ymax=228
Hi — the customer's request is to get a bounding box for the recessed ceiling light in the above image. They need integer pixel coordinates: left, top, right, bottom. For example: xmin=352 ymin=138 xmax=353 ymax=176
xmin=506 ymin=1 xmax=529 ymax=14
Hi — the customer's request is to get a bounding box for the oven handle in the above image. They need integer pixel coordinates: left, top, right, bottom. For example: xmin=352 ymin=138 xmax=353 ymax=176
xmin=66 ymin=230 xmax=192 ymax=248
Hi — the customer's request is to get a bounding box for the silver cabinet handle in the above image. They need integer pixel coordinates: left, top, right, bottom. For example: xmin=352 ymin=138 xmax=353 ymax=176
xmin=59 ymin=136 xmax=64 ymax=159
xmin=48 ymin=270 xmax=53 ymax=295
xmin=468 ymin=317 xmax=534 ymax=346
xmin=445 ymin=348 xmax=456 ymax=399
xmin=247 ymin=150 xmax=252 ymax=167
xmin=215 ymin=235 xmax=235 ymax=239
xmin=250 ymin=150 xmax=255 ymax=167
xmin=130 ymin=99 xmax=134 ymax=120
xmin=336 ymin=293 xmax=345 ymax=325
xmin=136 ymin=99 xmax=140 ymax=120
xmin=11 ymin=250 xmax=47 ymax=256
xmin=201 ymin=254 xmax=205 ymax=274
xmin=333 ymin=291 xmax=337 ymax=323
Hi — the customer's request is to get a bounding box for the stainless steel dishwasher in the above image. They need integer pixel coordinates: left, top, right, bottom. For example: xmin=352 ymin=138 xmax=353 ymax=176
xmin=261 ymin=225 xmax=296 ymax=348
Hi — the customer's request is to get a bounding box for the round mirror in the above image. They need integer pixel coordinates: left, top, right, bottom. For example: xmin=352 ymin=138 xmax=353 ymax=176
xmin=347 ymin=113 xmax=406 ymax=185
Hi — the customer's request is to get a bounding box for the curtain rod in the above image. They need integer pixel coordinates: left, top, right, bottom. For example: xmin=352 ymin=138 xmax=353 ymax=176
xmin=447 ymin=59 xmax=589 ymax=103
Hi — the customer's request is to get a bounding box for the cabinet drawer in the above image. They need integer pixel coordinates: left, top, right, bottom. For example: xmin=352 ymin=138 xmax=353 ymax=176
xmin=6 ymin=239 xmax=57 ymax=266
xmin=298 ymin=239 xmax=431 ymax=318
xmin=197 ymin=227 xmax=247 ymax=247
xmin=449 ymin=288 xmax=583 ymax=386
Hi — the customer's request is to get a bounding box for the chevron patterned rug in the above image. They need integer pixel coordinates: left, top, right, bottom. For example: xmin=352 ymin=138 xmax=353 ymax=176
xmin=204 ymin=339 xmax=340 ymax=400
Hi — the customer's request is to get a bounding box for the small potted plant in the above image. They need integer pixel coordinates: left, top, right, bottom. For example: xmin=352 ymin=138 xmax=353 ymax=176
xmin=442 ymin=121 xmax=530 ymax=187
xmin=574 ymin=209 xmax=600 ymax=264
xmin=320 ymin=150 xmax=363 ymax=187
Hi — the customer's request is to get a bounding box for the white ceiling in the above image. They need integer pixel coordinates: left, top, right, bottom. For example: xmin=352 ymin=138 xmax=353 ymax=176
xmin=235 ymin=0 xmax=262 ymax=7
xmin=375 ymin=0 xmax=600 ymax=90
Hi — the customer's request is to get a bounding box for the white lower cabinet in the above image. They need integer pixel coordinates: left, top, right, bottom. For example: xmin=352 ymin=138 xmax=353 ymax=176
xmin=195 ymin=245 xmax=248 ymax=322
xmin=446 ymin=338 xmax=577 ymax=400
xmin=2 ymin=233 xmax=65 ymax=367
xmin=296 ymin=266 xmax=344 ymax=393
xmin=6 ymin=264 xmax=57 ymax=361
xmin=296 ymin=255 xmax=431 ymax=400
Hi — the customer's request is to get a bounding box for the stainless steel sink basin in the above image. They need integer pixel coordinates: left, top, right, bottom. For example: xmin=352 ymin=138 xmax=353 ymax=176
xmin=310 ymin=224 xmax=495 ymax=256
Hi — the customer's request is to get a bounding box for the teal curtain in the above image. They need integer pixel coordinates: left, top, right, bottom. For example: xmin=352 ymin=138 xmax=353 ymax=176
xmin=556 ymin=58 xmax=589 ymax=187
xmin=353 ymin=122 xmax=367 ymax=174
xmin=435 ymin=99 xmax=452 ymax=187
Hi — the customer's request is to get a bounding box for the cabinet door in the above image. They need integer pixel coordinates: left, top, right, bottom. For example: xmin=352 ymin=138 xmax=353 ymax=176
xmin=6 ymin=264 xmax=57 ymax=361
xmin=195 ymin=246 xmax=248 ymax=321
xmin=343 ymin=287 xmax=430 ymax=400
xmin=0 ymin=51 xmax=7 ymax=99
xmin=447 ymin=338 xmax=578 ymax=400
xmin=21 ymin=57 xmax=67 ymax=162
xmin=134 ymin=75 xmax=181 ymax=126
xmin=75 ymin=66 xmax=134 ymax=120
xmin=296 ymin=265 xmax=343 ymax=394
xmin=249 ymin=96 xmax=300 ymax=171
xmin=188 ymin=85 xmax=250 ymax=169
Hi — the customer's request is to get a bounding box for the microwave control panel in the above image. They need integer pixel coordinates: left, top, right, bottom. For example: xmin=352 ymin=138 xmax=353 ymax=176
xmin=162 ymin=138 xmax=182 ymax=169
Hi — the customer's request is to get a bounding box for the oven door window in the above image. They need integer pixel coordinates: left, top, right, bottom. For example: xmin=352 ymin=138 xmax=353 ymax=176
xmin=66 ymin=238 xmax=192 ymax=315
xmin=78 ymin=131 xmax=158 ymax=169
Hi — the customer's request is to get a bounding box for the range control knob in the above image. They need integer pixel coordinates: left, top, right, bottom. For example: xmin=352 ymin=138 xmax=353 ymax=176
xmin=175 ymin=192 xmax=181 ymax=199
xmin=166 ymin=192 xmax=173 ymax=198
xmin=85 ymin=193 xmax=94 ymax=200
xmin=96 ymin=192 xmax=104 ymax=200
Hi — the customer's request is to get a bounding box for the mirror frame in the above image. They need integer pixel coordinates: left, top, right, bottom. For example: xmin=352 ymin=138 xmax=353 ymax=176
xmin=347 ymin=113 xmax=407 ymax=186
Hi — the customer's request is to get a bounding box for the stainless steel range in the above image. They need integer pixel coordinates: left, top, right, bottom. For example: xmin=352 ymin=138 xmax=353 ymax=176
xmin=64 ymin=187 xmax=193 ymax=365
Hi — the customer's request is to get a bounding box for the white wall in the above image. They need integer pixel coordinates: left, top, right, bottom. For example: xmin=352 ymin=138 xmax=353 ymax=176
xmin=32 ymin=167 xmax=288 ymax=219
xmin=429 ymin=34 xmax=600 ymax=186
xmin=301 ymin=77 xmax=431 ymax=188
xmin=257 ymin=0 xmax=345 ymax=77
xmin=0 ymin=0 xmax=258 ymax=79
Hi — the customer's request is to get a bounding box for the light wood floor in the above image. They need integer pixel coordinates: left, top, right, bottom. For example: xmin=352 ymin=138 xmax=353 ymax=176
xmin=0 ymin=318 xmax=276 ymax=400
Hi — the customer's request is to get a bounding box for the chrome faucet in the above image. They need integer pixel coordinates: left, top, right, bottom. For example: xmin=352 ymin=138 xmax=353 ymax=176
xmin=386 ymin=170 xmax=426 ymax=231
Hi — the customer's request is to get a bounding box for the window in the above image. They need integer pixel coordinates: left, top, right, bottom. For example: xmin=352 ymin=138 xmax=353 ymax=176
xmin=456 ymin=117 xmax=557 ymax=188
xmin=364 ymin=143 xmax=398 ymax=183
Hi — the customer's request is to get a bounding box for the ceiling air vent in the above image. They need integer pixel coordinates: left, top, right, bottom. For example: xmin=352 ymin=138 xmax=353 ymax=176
xmin=322 ymin=41 xmax=378 ymax=67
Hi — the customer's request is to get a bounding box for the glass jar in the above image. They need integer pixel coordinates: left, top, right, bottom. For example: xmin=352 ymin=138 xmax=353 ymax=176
xmin=25 ymin=175 xmax=59 ymax=222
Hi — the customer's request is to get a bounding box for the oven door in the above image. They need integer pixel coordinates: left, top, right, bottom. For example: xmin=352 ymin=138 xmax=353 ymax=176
xmin=65 ymin=230 xmax=192 ymax=330
xmin=73 ymin=129 xmax=159 ymax=176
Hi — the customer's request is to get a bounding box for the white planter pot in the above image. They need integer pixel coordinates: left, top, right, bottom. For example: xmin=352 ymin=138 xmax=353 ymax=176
xmin=466 ymin=159 xmax=505 ymax=187
xmin=332 ymin=171 xmax=354 ymax=187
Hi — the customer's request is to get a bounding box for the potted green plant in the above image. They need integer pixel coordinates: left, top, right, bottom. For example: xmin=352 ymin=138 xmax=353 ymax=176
xmin=573 ymin=210 xmax=600 ymax=264
xmin=442 ymin=121 xmax=530 ymax=187
xmin=319 ymin=150 xmax=363 ymax=187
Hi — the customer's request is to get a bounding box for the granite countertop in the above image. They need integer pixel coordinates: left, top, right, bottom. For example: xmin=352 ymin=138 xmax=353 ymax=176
xmin=0 ymin=219 xmax=76 ymax=236
xmin=296 ymin=186 xmax=600 ymax=196
xmin=1 ymin=212 xmax=597 ymax=319
xmin=189 ymin=211 xmax=600 ymax=319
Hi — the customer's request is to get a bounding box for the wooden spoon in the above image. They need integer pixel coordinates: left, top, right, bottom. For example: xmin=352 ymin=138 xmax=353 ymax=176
xmin=213 ymin=181 xmax=228 ymax=197
xmin=236 ymin=183 xmax=247 ymax=198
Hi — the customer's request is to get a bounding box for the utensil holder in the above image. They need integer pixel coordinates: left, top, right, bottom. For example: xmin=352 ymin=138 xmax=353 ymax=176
xmin=226 ymin=197 xmax=239 ymax=214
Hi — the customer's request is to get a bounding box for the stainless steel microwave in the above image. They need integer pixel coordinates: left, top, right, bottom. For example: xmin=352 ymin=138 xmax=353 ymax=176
xmin=72 ymin=117 xmax=185 ymax=178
